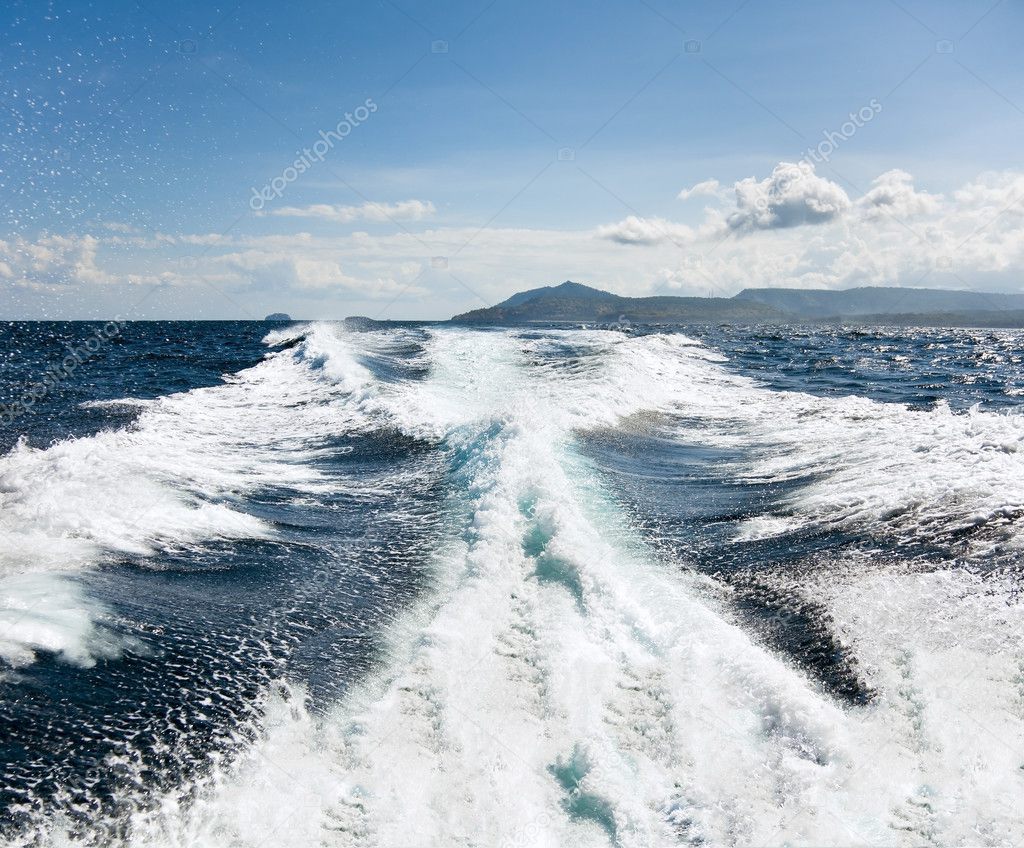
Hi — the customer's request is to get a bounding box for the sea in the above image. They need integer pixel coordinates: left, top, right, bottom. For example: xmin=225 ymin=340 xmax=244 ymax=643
xmin=1 ymin=319 xmax=1022 ymax=847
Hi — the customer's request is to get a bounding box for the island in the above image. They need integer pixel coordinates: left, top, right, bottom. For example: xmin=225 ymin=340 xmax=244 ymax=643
xmin=449 ymin=281 xmax=1024 ymax=327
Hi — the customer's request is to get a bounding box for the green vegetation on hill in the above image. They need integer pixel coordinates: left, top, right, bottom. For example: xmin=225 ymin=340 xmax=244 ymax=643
xmin=451 ymin=281 xmax=787 ymax=324
xmin=449 ymin=281 xmax=1024 ymax=327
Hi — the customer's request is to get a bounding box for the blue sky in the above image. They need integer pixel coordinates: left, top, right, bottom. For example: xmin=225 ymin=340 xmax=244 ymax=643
xmin=2 ymin=0 xmax=1023 ymax=319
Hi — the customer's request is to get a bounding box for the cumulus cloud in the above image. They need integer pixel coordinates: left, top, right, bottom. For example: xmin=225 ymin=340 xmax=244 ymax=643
xmin=678 ymin=179 xmax=721 ymax=200
xmin=0 ymin=234 xmax=111 ymax=286
xmin=213 ymin=248 xmax=420 ymax=296
xmin=268 ymin=199 xmax=436 ymax=224
xmin=595 ymin=215 xmax=695 ymax=245
xmin=593 ymin=164 xmax=1024 ymax=296
xmin=858 ymin=169 xmax=942 ymax=220
xmin=599 ymin=163 xmax=852 ymax=244
xmin=953 ymin=171 xmax=1024 ymax=209
xmin=727 ymin=162 xmax=851 ymax=231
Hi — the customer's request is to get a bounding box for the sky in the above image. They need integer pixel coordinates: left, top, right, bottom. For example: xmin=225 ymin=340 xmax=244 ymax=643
xmin=1 ymin=0 xmax=1023 ymax=319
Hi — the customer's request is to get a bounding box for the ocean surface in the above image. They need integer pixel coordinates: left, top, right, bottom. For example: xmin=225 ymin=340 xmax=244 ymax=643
xmin=1 ymin=320 xmax=1022 ymax=847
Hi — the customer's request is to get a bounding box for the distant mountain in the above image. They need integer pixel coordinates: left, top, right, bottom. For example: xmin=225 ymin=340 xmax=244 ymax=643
xmin=451 ymin=281 xmax=787 ymax=324
xmin=264 ymin=312 xmax=292 ymax=321
xmin=450 ymin=281 xmax=1024 ymax=327
xmin=497 ymin=281 xmax=619 ymax=308
xmin=734 ymin=286 xmax=1024 ymax=318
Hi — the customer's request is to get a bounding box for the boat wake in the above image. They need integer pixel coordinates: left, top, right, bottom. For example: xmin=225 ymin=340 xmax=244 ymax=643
xmin=3 ymin=324 xmax=1023 ymax=846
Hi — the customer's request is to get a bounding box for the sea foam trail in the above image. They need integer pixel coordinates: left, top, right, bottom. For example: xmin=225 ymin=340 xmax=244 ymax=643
xmin=6 ymin=325 xmax=1022 ymax=846
xmin=0 ymin=323 xmax=383 ymax=668
xmin=634 ymin=333 xmax=1024 ymax=557
xmin=101 ymin=326 xmax=1024 ymax=848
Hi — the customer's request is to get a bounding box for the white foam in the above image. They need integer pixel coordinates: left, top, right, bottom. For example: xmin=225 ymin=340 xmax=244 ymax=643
xmin=509 ymin=329 xmax=1024 ymax=557
xmin=78 ymin=398 xmax=154 ymax=410
xmin=732 ymin=514 xmax=798 ymax=541
xmin=0 ymin=323 xmax=384 ymax=668
xmin=0 ymin=573 xmax=133 ymax=668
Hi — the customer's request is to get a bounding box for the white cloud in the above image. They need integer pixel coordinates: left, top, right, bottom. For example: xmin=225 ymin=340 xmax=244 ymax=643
xmin=727 ymin=162 xmax=851 ymax=231
xmin=0 ymin=234 xmax=111 ymax=286
xmin=213 ymin=248 xmax=418 ymax=296
xmin=595 ymin=215 xmax=695 ymax=245
xmin=952 ymin=171 xmax=1024 ymax=210
xmin=595 ymin=164 xmax=1024 ymax=296
xmin=268 ymin=199 xmax=436 ymax=224
xmin=858 ymin=169 xmax=942 ymax=220
xmin=677 ymin=179 xmax=721 ymax=200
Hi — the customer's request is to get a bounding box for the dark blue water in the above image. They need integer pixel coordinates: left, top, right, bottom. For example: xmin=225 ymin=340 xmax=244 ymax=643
xmin=696 ymin=324 xmax=1024 ymax=411
xmin=0 ymin=321 xmax=270 ymax=455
